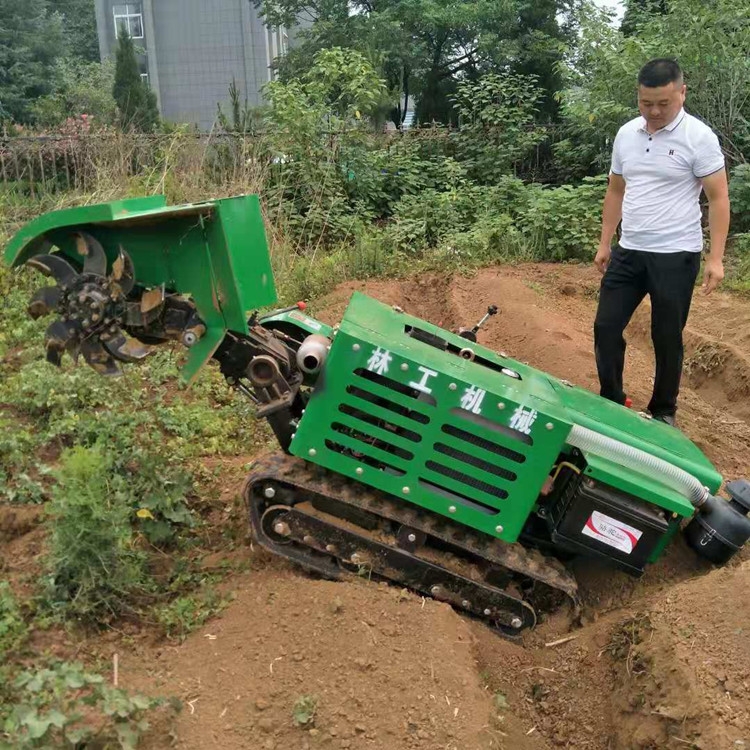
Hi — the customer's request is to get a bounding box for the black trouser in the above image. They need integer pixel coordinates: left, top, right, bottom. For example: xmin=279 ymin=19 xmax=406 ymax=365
xmin=594 ymin=244 xmax=701 ymax=417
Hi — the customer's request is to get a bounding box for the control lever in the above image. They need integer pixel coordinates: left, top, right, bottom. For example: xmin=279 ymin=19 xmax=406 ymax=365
xmin=457 ymin=304 xmax=498 ymax=343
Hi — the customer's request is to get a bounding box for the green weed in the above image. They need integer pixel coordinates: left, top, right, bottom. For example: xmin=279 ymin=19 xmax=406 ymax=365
xmin=0 ymin=583 xmax=28 ymax=663
xmin=154 ymin=587 xmax=229 ymax=641
xmin=292 ymin=694 xmax=318 ymax=728
xmin=0 ymin=661 xmax=171 ymax=749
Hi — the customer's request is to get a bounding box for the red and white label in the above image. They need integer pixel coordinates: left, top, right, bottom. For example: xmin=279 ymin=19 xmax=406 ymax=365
xmin=581 ymin=511 xmax=643 ymax=555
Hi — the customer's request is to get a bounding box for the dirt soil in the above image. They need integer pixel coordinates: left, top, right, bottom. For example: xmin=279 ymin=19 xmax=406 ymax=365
xmin=6 ymin=263 xmax=750 ymax=749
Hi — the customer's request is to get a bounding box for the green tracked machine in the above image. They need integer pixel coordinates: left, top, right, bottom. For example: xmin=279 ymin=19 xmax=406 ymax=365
xmin=5 ymin=194 xmax=750 ymax=636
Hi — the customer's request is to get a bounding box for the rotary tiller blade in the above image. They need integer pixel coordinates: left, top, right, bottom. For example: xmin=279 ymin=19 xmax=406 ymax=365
xmin=75 ymin=232 xmax=108 ymax=277
xmin=28 ymin=286 xmax=62 ymax=319
xmin=111 ymin=247 xmax=136 ymax=297
xmin=103 ymin=331 xmax=150 ymax=363
xmin=44 ymin=320 xmax=76 ymax=367
xmin=26 ymin=254 xmax=78 ymax=286
xmin=80 ymin=337 xmax=121 ymax=377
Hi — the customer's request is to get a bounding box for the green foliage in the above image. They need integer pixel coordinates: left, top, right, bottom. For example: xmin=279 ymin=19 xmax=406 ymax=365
xmin=0 ymin=583 xmax=28 ymax=663
xmin=520 ymin=175 xmax=608 ymax=260
xmin=256 ymin=0 xmax=572 ymax=126
xmin=729 ymin=164 xmax=750 ymax=234
xmin=263 ymin=47 xmax=387 ymax=246
xmin=0 ymin=0 xmax=65 ymax=123
xmin=557 ymin=0 xmax=750 ymax=178
xmin=44 ymin=445 xmax=152 ymax=623
xmin=292 ymin=694 xmax=318 ymax=727
xmin=450 ymin=73 xmax=548 ymax=182
xmin=112 ymin=31 xmax=159 ymax=132
xmin=31 ymin=58 xmax=117 ymax=127
xmin=53 ymin=0 xmax=100 ymax=63
xmin=0 ymin=661 xmax=165 ymax=749
xmin=0 ymin=343 xmax=257 ymax=544
xmin=154 ymin=587 xmax=229 ymax=641
xmin=216 ymin=78 xmax=264 ymax=134
xmin=725 ymin=234 xmax=750 ymax=294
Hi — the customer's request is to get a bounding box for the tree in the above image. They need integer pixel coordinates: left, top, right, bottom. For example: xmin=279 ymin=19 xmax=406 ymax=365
xmin=50 ymin=0 xmax=100 ymax=62
xmin=112 ymin=31 xmax=159 ymax=132
xmin=31 ymin=58 xmax=117 ymax=127
xmin=554 ymin=0 xmax=750 ymax=181
xmin=0 ymin=0 xmax=65 ymax=123
xmin=253 ymin=0 xmax=576 ymax=126
xmin=620 ymin=0 xmax=667 ymax=36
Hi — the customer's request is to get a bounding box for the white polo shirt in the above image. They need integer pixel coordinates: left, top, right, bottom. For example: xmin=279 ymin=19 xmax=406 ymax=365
xmin=610 ymin=108 xmax=725 ymax=252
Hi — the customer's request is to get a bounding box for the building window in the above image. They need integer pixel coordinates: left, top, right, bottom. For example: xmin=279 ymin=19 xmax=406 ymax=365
xmin=113 ymin=3 xmax=144 ymax=39
xmin=140 ymin=72 xmax=149 ymax=86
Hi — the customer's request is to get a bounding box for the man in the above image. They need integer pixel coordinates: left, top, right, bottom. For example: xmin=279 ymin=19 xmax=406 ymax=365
xmin=593 ymin=58 xmax=730 ymax=427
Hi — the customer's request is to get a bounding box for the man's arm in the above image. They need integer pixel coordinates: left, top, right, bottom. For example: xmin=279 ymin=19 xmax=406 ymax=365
xmin=595 ymin=173 xmax=626 ymax=274
xmin=701 ymin=169 xmax=730 ymax=294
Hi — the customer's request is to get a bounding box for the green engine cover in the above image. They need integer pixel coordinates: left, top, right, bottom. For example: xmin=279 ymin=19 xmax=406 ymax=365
xmin=290 ymin=292 xmax=721 ymax=543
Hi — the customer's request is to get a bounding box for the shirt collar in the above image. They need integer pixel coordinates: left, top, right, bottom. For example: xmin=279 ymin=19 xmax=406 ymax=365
xmin=637 ymin=108 xmax=686 ymax=134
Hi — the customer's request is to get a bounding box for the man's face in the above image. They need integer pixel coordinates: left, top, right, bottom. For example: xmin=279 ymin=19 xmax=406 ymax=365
xmin=637 ymin=81 xmax=686 ymax=130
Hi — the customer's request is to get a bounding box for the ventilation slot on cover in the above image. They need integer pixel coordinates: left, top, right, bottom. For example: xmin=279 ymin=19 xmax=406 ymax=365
xmin=339 ymin=404 xmax=422 ymax=443
xmin=425 ymin=461 xmax=509 ymax=500
xmin=345 ymin=385 xmax=430 ymax=425
xmin=418 ymin=479 xmax=500 ymax=515
xmin=441 ymin=424 xmax=527 ymax=463
xmin=354 ymin=368 xmax=437 ymax=407
xmin=325 ymin=440 xmax=406 ymax=477
xmin=449 ymin=408 xmax=533 ymax=446
xmin=331 ymin=422 xmax=414 ymax=461
xmin=434 ymin=442 xmax=517 ymax=482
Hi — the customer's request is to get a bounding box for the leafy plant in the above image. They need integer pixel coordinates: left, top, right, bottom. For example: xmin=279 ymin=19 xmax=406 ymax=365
xmin=0 ymin=583 xmax=28 ymax=663
xmin=292 ymin=694 xmax=318 ymax=727
xmin=0 ymin=661 xmax=167 ymax=749
xmin=520 ymin=175 xmax=608 ymax=260
xmin=450 ymin=73 xmax=548 ymax=183
xmin=154 ymin=587 xmax=229 ymax=641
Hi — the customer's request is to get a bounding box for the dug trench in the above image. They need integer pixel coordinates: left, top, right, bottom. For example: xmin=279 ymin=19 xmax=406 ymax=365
xmin=6 ymin=263 xmax=750 ymax=749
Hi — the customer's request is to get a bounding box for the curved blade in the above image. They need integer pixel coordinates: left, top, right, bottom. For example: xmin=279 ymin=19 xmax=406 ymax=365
xmin=28 ymin=286 xmax=62 ymax=319
xmin=80 ymin=337 xmax=121 ymax=377
xmin=75 ymin=232 xmax=108 ymax=277
xmin=103 ymin=331 xmax=151 ymax=363
xmin=111 ymin=247 xmax=136 ymax=296
xmin=44 ymin=320 xmax=75 ymax=367
xmin=27 ymin=254 xmax=78 ymax=286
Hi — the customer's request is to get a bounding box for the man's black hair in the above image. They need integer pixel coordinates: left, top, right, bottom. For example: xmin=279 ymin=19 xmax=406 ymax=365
xmin=638 ymin=59 xmax=683 ymax=88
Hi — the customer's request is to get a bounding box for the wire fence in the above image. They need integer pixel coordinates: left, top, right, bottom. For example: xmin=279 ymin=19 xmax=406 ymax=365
xmin=0 ymin=124 xmax=567 ymax=197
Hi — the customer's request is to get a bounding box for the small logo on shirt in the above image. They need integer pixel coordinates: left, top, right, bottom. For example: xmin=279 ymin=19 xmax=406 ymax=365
xmin=668 ymin=149 xmax=675 ymax=156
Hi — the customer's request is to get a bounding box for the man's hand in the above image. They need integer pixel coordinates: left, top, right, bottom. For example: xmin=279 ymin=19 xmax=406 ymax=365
xmin=702 ymin=256 xmax=724 ymax=294
xmin=594 ymin=244 xmax=611 ymax=275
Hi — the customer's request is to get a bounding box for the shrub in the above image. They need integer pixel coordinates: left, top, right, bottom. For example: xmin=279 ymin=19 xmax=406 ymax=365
xmin=44 ymin=445 xmax=152 ymax=623
xmin=729 ymin=164 xmax=750 ymax=234
xmin=519 ymin=175 xmax=608 ymax=260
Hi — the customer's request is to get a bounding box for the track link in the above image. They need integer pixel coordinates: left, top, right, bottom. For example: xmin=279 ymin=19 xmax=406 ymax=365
xmin=243 ymin=453 xmax=580 ymax=636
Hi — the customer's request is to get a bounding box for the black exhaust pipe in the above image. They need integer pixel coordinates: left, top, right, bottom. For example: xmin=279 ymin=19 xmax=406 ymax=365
xmin=685 ymin=479 xmax=750 ymax=564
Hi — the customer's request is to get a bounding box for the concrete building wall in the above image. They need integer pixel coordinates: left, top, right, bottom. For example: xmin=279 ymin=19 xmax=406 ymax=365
xmin=95 ymin=0 xmax=289 ymax=130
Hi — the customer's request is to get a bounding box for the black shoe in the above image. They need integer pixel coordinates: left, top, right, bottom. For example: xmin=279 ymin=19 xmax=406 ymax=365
xmin=652 ymin=413 xmax=677 ymax=427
